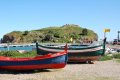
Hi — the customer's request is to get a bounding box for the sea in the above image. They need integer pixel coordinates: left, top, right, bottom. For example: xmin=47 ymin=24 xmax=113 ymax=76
xmin=0 ymin=44 xmax=36 ymax=51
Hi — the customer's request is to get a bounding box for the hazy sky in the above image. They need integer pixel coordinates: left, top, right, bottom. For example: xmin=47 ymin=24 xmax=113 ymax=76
xmin=0 ymin=0 xmax=120 ymax=41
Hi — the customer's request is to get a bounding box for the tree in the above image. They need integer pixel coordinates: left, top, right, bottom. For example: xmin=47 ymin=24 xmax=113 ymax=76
xmin=54 ymin=32 xmax=60 ymax=38
xmin=44 ymin=34 xmax=54 ymax=41
xmin=82 ymin=28 xmax=88 ymax=35
xmin=23 ymin=31 xmax=29 ymax=35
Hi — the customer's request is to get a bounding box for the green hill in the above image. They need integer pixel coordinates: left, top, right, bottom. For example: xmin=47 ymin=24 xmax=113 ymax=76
xmin=2 ymin=24 xmax=98 ymax=43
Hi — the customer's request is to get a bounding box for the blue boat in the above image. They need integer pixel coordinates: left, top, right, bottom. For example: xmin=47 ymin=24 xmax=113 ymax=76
xmin=0 ymin=44 xmax=68 ymax=70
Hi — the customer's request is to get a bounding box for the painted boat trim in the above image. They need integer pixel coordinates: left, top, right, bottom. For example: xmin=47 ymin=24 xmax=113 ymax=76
xmin=0 ymin=63 xmax=66 ymax=70
xmin=38 ymin=46 xmax=103 ymax=53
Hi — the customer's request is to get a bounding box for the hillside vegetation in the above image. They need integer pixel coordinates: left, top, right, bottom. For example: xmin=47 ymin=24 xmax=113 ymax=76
xmin=2 ymin=24 xmax=98 ymax=43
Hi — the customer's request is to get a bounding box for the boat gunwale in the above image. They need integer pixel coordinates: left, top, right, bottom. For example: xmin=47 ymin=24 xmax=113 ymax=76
xmin=38 ymin=44 xmax=103 ymax=50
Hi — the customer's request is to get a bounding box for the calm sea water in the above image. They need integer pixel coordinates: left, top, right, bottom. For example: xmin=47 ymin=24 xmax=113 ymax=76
xmin=0 ymin=45 xmax=36 ymax=51
xmin=0 ymin=43 xmax=92 ymax=51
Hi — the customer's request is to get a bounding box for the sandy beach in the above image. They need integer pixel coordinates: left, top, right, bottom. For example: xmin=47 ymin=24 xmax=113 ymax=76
xmin=0 ymin=60 xmax=120 ymax=80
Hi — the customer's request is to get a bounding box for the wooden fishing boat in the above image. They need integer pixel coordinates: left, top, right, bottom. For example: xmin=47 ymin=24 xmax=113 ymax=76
xmin=0 ymin=44 xmax=68 ymax=70
xmin=36 ymin=38 xmax=106 ymax=63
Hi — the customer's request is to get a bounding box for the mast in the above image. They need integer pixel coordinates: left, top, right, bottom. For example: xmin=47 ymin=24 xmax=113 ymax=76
xmin=102 ymin=37 xmax=106 ymax=56
xmin=102 ymin=29 xmax=110 ymax=55
xmin=35 ymin=41 xmax=39 ymax=54
xmin=118 ymin=31 xmax=120 ymax=41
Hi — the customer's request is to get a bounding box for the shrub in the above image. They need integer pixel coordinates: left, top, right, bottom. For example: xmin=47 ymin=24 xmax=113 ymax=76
xmin=113 ymin=54 xmax=120 ymax=59
xmin=116 ymin=59 xmax=120 ymax=63
xmin=0 ymin=51 xmax=20 ymax=57
xmin=99 ymin=55 xmax=113 ymax=61
xmin=0 ymin=51 xmax=37 ymax=58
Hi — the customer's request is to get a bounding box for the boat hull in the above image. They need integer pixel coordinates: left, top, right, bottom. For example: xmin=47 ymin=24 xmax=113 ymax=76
xmin=37 ymin=44 xmax=104 ymax=62
xmin=0 ymin=52 xmax=67 ymax=70
xmin=68 ymin=56 xmax=101 ymax=62
xmin=0 ymin=63 xmax=66 ymax=70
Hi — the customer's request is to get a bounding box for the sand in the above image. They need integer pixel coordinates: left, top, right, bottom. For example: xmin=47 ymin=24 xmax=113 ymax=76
xmin=0 ymin=60 xmax=120 ymax=80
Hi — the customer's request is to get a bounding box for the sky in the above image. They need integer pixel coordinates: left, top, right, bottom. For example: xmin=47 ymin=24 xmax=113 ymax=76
xmin=0 ymin=0 xmax=120 ymax=41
